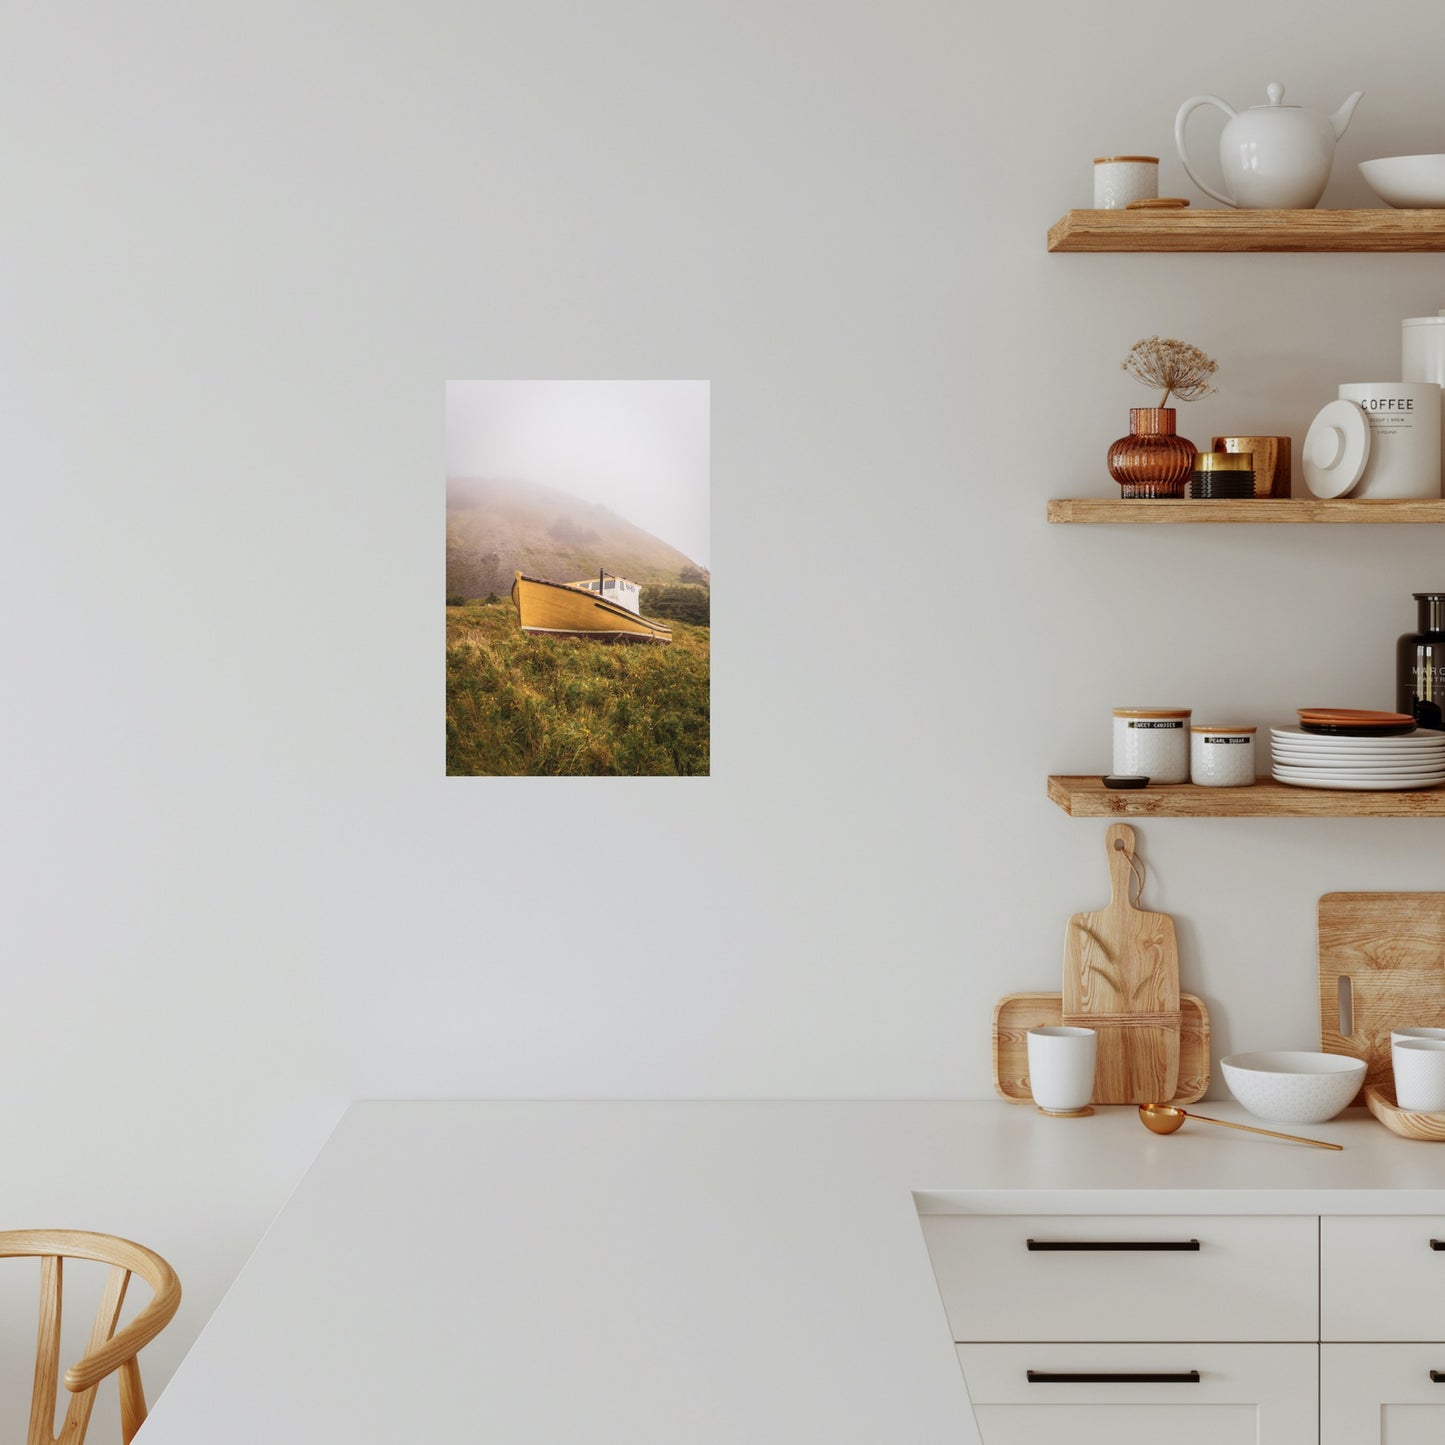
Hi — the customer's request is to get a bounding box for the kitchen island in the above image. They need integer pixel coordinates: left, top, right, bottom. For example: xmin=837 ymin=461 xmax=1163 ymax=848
xmin=135 ymin=1102 xmax=1445 ymax=1444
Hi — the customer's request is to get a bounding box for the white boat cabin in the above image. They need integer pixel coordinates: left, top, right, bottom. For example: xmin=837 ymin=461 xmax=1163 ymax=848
xmin=569 ymin=574 xmax=642 ymax=616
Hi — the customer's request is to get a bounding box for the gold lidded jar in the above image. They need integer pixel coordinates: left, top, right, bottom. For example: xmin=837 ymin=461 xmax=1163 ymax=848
xmin=1188 ymin=450 xmax=1256 ymax=500
xmin=1107 ymin=408 xmax=1197 ymax=498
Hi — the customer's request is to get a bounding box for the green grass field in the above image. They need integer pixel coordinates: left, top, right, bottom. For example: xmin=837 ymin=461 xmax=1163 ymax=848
xmin=446 ymin=600 xmax=710 ymax=776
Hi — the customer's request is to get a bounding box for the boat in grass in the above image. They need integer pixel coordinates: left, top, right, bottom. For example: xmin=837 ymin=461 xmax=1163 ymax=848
xmin=511 ymin=569 xmax=673 ymax=644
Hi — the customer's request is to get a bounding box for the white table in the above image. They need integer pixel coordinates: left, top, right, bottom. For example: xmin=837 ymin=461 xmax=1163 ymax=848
xmin=135 ymin=1101 xmax=1445 ymax=1443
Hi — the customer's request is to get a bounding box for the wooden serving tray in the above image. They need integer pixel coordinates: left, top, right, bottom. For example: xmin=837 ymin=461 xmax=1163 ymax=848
xmin=1318 ymin=892 xmax=1445 ymax=1100
xmin=1364 ymin=1083 xmax=1445 ymax=1142
xmin=993 ymin=991 xmax=1210 ymax=1106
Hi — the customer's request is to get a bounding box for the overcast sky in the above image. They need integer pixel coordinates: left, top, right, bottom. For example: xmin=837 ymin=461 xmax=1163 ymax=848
xmin=446 ymin=380 xmax=710 ymax=567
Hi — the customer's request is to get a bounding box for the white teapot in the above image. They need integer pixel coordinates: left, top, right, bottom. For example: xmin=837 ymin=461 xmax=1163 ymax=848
xmin=1175 ymin=82 xmax=1363 ymax=209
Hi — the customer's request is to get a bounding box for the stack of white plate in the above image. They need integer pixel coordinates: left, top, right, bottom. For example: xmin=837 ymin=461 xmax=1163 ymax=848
xmin=1270 ymin=727 xmax=1445 ymax=790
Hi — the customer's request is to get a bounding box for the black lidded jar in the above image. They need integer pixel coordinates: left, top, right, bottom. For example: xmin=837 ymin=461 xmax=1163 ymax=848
xmin=1398 ymin=593 xmax=1445 ymax=730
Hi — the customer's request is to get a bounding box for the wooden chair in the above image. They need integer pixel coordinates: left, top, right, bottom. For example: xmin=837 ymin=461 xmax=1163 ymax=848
xmin=0 ymin=1231 xmax=181 ymax=1445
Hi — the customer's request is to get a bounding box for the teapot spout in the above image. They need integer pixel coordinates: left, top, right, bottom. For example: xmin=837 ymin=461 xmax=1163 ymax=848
xmin=1330 ymin=91 xmax=1364 ymax=140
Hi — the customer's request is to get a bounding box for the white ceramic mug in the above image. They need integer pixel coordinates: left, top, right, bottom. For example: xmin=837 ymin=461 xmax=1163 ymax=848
xmin=1392 ymin=1037 xmax=1445 ymax=1112
xmin=1026 ymin=1026 xmax=1097 ymax=1114
xmin=1391 ymin=1027 xmax=1445 ymax=1047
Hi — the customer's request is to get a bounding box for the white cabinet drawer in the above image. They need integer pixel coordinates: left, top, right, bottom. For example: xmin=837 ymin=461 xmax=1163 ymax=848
xmin=920 ymin=1214 xmax=1317 ymax=1342
xmin=1321 ymin=1344 xmax=1445 ymax=1445
xmin=959 ymin=1342 xmax=1318 ymax=1445
xmin=1322 ymin=1216 xmax=1445 ymax=1341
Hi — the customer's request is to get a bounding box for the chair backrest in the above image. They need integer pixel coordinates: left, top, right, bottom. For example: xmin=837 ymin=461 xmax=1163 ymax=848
xmin=0 ymin=1231 xmax=181 ymax=1445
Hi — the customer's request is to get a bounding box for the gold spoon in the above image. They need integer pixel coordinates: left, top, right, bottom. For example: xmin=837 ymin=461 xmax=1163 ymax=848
xmin=1138 ymin=1103 xmax=1342 ymax=1151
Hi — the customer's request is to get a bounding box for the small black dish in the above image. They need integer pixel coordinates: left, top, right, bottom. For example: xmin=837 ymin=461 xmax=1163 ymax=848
xmin=1102 ymin=775 xmax=1150 ymax=789
xmin=1298 ymin=721 xmax=1417 ymax=737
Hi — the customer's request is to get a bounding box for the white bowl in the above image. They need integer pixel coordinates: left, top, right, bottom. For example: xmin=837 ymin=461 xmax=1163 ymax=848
xmin=1359 ymin=155 xmax=1445 ymax=209
xmin=1220 ymin=1051 xmax=1365 ymax=1124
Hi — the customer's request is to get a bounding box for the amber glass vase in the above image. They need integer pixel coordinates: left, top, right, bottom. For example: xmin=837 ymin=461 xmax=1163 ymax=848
xmin=1107 ymin=408 xmax=1197 ymax=498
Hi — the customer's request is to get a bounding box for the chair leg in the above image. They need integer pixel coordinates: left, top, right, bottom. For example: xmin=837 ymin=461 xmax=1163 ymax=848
xmin=119 ymin=1358 xmax=147 ymax=1445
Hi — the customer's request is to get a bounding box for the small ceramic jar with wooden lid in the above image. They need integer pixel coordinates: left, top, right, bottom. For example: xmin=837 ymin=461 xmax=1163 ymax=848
xmin=1113 ymin=707 xmax=1191 ymax=783
xmin=1190 ymin=725 xmax=1256 ymax=787
xmin=1093 ymin=156 xmax=1159 ymax=209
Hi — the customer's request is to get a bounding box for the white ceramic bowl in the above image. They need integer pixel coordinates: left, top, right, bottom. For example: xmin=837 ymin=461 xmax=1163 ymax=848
xmin=1359 ymin=155 xmax=1445 ymax=209
xmin=1220 ymin=1050 xmax=1366 ymax=1124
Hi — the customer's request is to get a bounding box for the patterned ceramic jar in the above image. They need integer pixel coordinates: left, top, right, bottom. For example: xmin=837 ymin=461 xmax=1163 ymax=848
xmin=1190 ymin=725 xmax=1256 ymax=787
xmin=1112 ymin=707 xmax=1191 ymax=783
xmin=1094 ymin=156 xmax=1158 ymax=209
xmin=1392 ymin=1038 xmax=1445 ymax=1113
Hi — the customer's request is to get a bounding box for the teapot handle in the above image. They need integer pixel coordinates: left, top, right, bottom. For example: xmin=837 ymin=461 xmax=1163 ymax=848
xmin=1175 ymin=95 xmax=1238 ymax=208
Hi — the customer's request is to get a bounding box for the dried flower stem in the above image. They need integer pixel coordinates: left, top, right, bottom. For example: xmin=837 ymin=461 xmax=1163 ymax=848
xmin=1121 ymin=336 xmax=1218 ymax=408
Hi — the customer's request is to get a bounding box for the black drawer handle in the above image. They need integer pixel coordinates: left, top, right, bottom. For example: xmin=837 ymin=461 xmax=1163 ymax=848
xmin=1431 ymin=1370 xmax=1445 ymax=1383
xmin=1431 ymin=1240 xmax=1445 ymax=1250
xmin=1028 ymin=1370 xmax=1201 ymax=1384
xmin=1026 ymin=1239 xmax=1201 ymax=1252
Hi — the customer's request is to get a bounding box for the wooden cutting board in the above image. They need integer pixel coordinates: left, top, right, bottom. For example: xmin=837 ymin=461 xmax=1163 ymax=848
xmin=992 ymin=991 xmax=1210 ymax=1105
xmin=1062 ymin=823 xmax=1182 ymax=1103
xmin=1318 ymin=892 xmax=1445 ymax=1099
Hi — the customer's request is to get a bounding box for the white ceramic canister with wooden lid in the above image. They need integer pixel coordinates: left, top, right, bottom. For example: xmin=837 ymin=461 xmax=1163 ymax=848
xmin=1093 ymin=155 xmax=1158 ymax=209
xmin=1402 ymin=310 xmax=1445 ymax=482
xmin=1112 ymin=707 xmax=1191 ymax=783
xmin=1190 ymin=724 xmax=1256 ymax=787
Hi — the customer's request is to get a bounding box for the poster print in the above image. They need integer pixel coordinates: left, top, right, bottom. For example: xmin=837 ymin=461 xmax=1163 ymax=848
xmin=446 ymin=380 xmax=710 ymax=776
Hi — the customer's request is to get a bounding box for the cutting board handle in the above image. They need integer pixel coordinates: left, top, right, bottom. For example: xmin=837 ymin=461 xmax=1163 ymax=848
xmin=1106 ymin=824 xmax=1141 ymax=909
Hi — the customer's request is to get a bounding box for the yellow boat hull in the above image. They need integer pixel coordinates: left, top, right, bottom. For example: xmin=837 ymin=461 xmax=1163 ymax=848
xmin=511 ymin=572 xmax=672 ymax=644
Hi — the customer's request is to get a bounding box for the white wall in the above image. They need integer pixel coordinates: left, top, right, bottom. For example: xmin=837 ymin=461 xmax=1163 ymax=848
xmin=4 ymin=0 xmax=1445 ymax=1419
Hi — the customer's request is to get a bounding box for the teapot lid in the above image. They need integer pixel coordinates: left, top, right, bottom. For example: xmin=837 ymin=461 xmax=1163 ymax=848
xmin=1248 ymin=82 xmax=1299 ymax=110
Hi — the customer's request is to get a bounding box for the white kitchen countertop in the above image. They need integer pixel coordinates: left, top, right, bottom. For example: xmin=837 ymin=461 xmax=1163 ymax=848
xmin=136 ymin=1101 xmax=1445 ymax=1444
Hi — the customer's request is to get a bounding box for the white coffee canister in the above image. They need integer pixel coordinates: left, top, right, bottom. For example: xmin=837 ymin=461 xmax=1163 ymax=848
xmin=1337 ymin=382 xmax=1442 ymax=498
xmin=1402 ymin=310 xmax=1445 ymax=475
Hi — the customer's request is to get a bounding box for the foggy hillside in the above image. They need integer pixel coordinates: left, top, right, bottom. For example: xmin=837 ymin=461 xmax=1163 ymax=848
xmin=446 ymin=477 xmax=709 ymax=601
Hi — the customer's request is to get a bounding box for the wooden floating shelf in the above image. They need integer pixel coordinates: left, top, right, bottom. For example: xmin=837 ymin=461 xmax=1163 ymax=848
xmin=1047 ymin=208 xmax=1445 ymax=253
xmin=1049 ymin=776 xmax=1445 ymax=819
xmin=1047 ymin=498 xmax=1445 ymax=524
